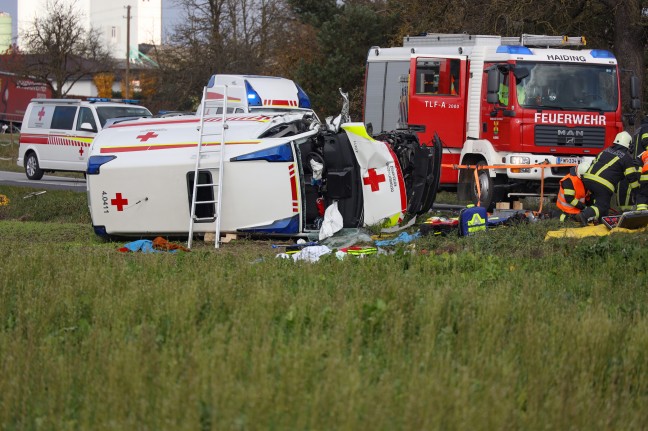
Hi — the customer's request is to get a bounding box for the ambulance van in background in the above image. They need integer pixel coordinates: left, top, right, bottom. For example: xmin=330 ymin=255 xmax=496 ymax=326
xmin=17 ymin=98 xmax=152 ymax=180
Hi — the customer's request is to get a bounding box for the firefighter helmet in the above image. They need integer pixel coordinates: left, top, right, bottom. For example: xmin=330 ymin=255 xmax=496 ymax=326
xmin=577 ymin=160 xmax=591 ymax=177
xmin=613 ymin=131 xmax=632 ymax=149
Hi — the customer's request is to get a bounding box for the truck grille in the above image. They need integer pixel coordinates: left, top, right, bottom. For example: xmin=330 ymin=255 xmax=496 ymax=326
xmin=535 ymin=125 xmax=606 ymax=148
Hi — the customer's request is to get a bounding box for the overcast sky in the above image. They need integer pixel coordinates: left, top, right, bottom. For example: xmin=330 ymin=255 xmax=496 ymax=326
xmin=0 ymin=0 xmax=182 ymax=43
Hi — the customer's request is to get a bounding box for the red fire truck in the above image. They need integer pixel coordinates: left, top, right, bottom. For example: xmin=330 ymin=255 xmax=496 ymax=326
xmin=0 ymin=71 xmax=51 ymax=132
xmin=364 ymin=34 xmax=640 ymax=208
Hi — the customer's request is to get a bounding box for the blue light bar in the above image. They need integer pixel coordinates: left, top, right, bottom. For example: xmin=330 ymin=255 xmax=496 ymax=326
xmin=207 ymin=75 xmax=216 ymax=88
xmin=245 ymin=80 xmax=262 ymax=106
xmin=87 ymin=97 xmax=140 ymax=104
xmin=238 ymin=214 xmax=300 ymax=234
xmin=87 ymin=155 xmax=116 ymax=175
xmin=590 ymin=49 xmax=615 ymax=59
xmin=231 ymin=143 xmax=294 ymax=162
xmin=496 ymin=45 xmax=533 ymax=55
xmin=296 ymin=84 xmax=312 ymax=109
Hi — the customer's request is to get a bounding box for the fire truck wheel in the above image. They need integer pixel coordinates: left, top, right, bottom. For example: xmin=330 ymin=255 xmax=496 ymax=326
xmin=470 ymin=161 xmax=494 ymax=209
xmin=25 ymin=152 xmax=44 ymax=181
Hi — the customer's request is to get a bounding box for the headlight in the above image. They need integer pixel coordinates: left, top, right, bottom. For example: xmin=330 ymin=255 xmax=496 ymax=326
xmin=510 ymin=156 xmax=530 ymax=165
xmin=510 ymin=156 xmax=531 ymax=173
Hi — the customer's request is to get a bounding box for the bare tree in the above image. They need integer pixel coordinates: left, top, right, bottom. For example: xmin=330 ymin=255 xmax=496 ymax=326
xmin=150 ymin=0 xmax=291 ymax=111
xmin=13 ymin=0 xmax=113 ymax=98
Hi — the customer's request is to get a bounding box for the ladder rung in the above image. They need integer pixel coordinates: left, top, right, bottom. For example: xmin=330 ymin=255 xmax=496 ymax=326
xmin=193 ymin=217 xmax=216 ymax=223
xmin=196 ymin=183 xmax=218 ymax=188
xmin=195 ymin=199 xmax=218 ymax=204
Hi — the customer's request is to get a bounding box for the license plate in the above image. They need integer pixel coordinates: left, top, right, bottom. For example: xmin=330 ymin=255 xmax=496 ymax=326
xmin=556 ymin=156 xmax=582 ymax=165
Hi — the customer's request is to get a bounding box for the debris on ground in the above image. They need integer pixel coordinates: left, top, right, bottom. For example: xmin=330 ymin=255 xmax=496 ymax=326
xmin=118 ymin=237 xmax=190 ymax=253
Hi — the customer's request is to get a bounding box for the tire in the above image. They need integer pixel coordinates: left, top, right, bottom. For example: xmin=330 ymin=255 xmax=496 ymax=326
xmin=469 ymin=161 xmax=494 ymax=209
xmin=25 ymin=152 xmax=44 ymax=180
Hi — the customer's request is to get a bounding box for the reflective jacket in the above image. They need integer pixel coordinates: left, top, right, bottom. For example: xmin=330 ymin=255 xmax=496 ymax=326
xmin=583 ymin=144 xmax=640 ymax=192
xmin=641 ymin=151 xmax=648 ymax=180
xmin=557 ymin=173 xmax=586 ymax=214
xmin=631 ymin=124 xmax=648 ymax=159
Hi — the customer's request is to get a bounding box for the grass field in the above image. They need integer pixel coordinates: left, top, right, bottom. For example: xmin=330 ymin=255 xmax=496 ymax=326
xmin=2 ymin=170 xmax=648 ymax=429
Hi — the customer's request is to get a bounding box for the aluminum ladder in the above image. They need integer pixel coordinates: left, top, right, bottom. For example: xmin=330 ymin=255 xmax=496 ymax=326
xmin=187 ymin=84 xmax=228 ymax=249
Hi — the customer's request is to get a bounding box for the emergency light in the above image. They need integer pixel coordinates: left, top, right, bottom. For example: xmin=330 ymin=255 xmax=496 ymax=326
xmin=590 ymin=49 xmax=615 ymax=59
xmin=87 ymin=97 xmax=140 ymax=104
xmin=231 ymin=142 xmax=293 ymax=162
xmin=87 ymin=155 xmax=116 ymax=174
xmin=296 ymin=84 xmax=312 ymax=109
xmin=496 ymin=45 xmax=533 ymax=55
xmin=244 ymin=80 xmax=263 ymax=106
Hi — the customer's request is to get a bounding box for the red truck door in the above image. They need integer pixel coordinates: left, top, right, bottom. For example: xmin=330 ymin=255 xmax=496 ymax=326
xmin=407 ymin=56 xmax=467 ymax=182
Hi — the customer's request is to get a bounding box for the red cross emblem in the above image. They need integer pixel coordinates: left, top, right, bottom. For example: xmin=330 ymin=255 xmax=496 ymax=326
xmin=137 ymin=131 xmax=159 ymax=142
xmin=363 ymin=168 xmax=386 ymax=192
xmin=37 ymin=107 xmax=46 ymax=121
xmin=111 ymin=193 xmax=128 ymax=211
xmin=79 ymin=146 xmax=84 ymax=156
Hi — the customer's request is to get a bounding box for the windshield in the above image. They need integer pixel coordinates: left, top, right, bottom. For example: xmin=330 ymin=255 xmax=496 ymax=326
xmin=515 ymin=62 xmax=618 ymax=112
xmin=96 ymin=106 xmax=152 ymax=127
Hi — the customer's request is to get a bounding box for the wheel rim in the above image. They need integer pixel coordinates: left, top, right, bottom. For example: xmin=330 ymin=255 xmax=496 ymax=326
xmin=26 ymin=156 xmax=36 ymax=176
xmin=478 ymin=171 xmax=490 ymax=198
xmin=472 ymin=171 xmax=490 ymax=200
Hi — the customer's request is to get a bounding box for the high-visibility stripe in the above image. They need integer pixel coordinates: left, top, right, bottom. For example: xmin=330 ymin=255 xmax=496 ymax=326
xmin=624 ymin=167 xmax=637 ymax=176
xmin=641 ymin=174 xmax=648 ymax=181
xmin=593 ymin=156 xmax=619 ymax=177
xmin=583 ymin=172 xmax=615 ymax=192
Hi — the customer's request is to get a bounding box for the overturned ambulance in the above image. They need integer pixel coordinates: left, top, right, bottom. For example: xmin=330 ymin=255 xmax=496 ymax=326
xmin=86 ymin=75 xmax=441 ymax=240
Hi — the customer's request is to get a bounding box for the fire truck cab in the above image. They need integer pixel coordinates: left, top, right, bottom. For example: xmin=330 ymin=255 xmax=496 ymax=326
xmin=364 ymin=33 xmax=638 ymax=208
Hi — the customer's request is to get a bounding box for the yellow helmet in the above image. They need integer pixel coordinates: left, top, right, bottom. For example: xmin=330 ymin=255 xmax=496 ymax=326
xmin=613 ymin=131 xmax=632 ymax=148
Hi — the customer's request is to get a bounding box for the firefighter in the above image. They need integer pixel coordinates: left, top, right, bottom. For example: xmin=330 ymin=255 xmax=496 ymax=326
xmin=616 ymin=117 xmax=648 ymax=210
xmin=556 ymin=161 xmax=591 ymax=222
xmin=580 ymin=131 xmax=640 ymax=226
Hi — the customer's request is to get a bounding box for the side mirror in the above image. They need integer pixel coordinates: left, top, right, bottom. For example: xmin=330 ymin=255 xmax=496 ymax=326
xmin=486 ymin=69 xmax=500 ymax=104
xmin=630 ymin=76 xmax=640 ymax=99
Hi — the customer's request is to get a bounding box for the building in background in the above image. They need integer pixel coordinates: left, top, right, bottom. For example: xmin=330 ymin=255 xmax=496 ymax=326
xmin=13 ymin=0 xmax=161 ymax=98
xmin=0 ymin=12 xmax=11 ymax=52
xmin=17 ymin=0 xmax=161 ymax=61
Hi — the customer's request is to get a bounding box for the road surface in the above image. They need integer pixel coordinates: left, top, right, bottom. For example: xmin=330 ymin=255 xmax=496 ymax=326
xmin=0 ymin=170 xmax=86 ymax=192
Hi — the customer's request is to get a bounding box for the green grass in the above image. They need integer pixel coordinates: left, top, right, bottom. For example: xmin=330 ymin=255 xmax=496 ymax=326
xmin=1 ymin=186 xmax=648 ymax=429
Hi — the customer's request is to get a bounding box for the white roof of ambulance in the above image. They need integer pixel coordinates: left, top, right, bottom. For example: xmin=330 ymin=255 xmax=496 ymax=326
xmin=204 ymin=75 xmax=313 ymax=113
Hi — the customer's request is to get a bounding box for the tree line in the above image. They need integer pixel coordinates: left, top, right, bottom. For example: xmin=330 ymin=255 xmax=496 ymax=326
xmin=2 ymin=0 xmax=647 ymax=123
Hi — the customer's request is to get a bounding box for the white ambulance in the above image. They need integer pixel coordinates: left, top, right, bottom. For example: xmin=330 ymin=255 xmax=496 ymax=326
xmin=17 ymin=98 xmax=152 ymax=180
xmin=86 ymin=75 xmax=441 ymax=240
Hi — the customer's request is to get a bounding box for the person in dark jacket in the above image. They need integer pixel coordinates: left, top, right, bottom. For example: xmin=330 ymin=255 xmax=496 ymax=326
xmin=580 ymin=131 xmax=640 ymax=226
xmin=616 ymin=117 xmax=648 ymax=210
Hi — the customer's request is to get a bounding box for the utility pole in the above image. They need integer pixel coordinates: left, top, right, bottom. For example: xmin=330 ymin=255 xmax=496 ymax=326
xmin=125 ymin=5 xmax=131 ymax=99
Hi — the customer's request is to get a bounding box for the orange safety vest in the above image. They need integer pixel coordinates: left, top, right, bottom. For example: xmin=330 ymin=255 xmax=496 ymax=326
xmin=641 ymin=151 xmax=648 ymax=174
xmin=556 ymin=173 xmax=586 ymax=214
